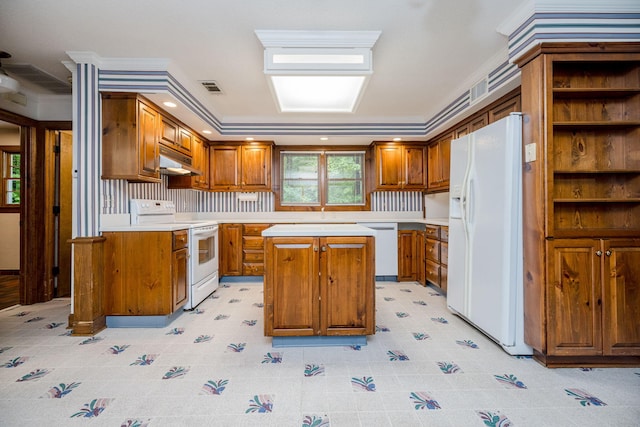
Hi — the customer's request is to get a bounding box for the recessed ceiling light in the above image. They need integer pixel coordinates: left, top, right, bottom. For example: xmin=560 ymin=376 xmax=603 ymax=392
xmin=163 ymin=101 xmax=177 ymax=108
xmin=393 ymin=138 xmax=402 ymax=142
xmin=245 ymin=137 xmax=254 ymax=141
xmin=320 ymin=137 xmax=329 ymax=141
xmin=202 ymin=130 xmax=212 ymax=135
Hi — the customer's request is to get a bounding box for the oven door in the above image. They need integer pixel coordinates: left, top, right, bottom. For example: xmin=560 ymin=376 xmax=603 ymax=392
xmin=190 ymin=225 xmax=219 ymax=284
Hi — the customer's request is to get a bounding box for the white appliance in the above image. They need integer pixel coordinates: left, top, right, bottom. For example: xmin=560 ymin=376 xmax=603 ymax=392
xmin=447 ymin=113 xmax=532 ymax=355
xmin=130 ymin=199 xmax=219 ymax=310
xmin=357 ymin=222 xmax=398 ymax=277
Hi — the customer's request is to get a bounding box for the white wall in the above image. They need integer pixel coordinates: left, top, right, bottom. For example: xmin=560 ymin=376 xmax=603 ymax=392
xmin=0 ymin=126 xmax=20 ymax=270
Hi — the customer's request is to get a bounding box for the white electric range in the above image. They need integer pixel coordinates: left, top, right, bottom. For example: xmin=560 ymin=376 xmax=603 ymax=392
xmin=128 ymin=199 xmax=219 ymax=310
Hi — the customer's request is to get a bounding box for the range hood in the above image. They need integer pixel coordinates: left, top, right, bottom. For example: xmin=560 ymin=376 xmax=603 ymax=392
xmin=158 ymin=145 xmax=201 ymax=176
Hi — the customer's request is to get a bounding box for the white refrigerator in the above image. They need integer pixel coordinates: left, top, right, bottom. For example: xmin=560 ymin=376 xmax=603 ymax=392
xmin=447 ymin=113 xmax=532 ymax=355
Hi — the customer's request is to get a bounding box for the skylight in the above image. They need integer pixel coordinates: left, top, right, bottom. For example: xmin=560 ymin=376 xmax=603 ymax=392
xmin=255 ymin=30 xmax=381 ymax=113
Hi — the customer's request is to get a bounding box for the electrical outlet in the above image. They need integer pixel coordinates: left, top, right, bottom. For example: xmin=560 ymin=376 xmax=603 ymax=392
xmin=525 ymin=143 xmax=536 ymax=163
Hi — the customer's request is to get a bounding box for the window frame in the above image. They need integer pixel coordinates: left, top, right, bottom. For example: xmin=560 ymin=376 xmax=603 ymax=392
xmin=0 ymin=145 xmax=21 ymax=212
xmin=274 ymin=145 xmax=371 ymax=211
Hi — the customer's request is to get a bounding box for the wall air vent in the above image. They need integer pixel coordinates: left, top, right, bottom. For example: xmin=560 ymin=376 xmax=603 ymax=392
xmin=200 ymin=81 xmax=223 ymax=94
xmin=469 ymin=78 xmax=488 ymax=104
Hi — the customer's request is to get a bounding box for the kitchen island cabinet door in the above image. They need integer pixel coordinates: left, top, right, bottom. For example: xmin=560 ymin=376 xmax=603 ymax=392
xmin=264 ymin=237 xmax=319 ymax=336
xmin=321 ymin=236 xmax=375 ymax=336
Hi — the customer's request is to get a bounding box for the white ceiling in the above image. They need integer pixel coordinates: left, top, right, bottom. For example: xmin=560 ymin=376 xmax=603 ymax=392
xmin=0 ymin=0 xmax=528 ymax=145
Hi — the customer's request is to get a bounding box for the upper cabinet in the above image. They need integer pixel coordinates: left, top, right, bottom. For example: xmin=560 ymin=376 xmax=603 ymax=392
xmin=209 ymin=141 xmax=272 ymax=191
xmin=102 ymin=92 xmax=207 ymax=184
xmin=372 ymin=142 xmax=427 ymax=190
xmin=424 ymin=90 xmax=521 ymax=193
xmin=427 ymin=133 xmax=451 ymax=192
xmin=167 ymin=134 xmax=209 ymax=190
xmin=102 ymin=93 xmax=161 ymax=182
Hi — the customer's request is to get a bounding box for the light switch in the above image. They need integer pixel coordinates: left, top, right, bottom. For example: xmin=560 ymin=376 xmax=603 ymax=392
xmin=525 ymin=143 xmax=536 ymax=163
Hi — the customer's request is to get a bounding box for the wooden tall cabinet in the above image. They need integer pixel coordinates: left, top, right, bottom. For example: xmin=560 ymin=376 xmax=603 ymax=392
xmin=518 ymin=43 xmax=640 ymax=366
xmin=264 ymin=235 xmax=375 ymax=337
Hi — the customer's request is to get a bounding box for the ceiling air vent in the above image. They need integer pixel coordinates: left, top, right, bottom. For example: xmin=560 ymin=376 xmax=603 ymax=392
xmin=200 ymin=81 xmax=222 ymax=94
xmin=469 ymin=78 xmax=488 ymax=104
xmin=2 ymin=63 xmax=71 ymax=94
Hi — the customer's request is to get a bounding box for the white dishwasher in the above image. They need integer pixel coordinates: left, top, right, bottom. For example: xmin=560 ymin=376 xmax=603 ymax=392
xmin=358 ymin=222 xmax=398 ymax=277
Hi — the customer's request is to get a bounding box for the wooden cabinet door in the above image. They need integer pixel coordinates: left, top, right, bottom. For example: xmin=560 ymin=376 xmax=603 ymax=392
xmin=264 ymin=237 xmax=319 ymax=336
xmin=219 ymin=223 xmax=243 ymax=276
xmin=320 ymin=236 xmax=375 ymax=335
xmin=397 ymin=230 xmax=416 ymax=281
xmin=178 ymin=127 xmax=192 ymax=154
xmin=375 ymin=144 xmax=404 ymax=189
xmin=209 ymin=145 xmax=240 ymax=190
xmin=137 ymin=101 xmax=160 ymax=179
xmin=416 ymin=230 xmax=426 ymax=286
xmin=241 ymin=143 xmax=271 ymax=190
xmin=488 ymin=94 xmax=521 ymax=123
xmin=603 ymin=239 xmax=640 ymax=355
xmin=159 ymin=115 xmax=179 ymax=149
xmin=172 ymin=247 xmax=189 ymax=311
xmin=403 ymin=145 xmax=427 ymax=189
xmin=427 ymin=136 xmax=451 ymax=191
xmin=547 ymin=239 xmax=602 ymax=356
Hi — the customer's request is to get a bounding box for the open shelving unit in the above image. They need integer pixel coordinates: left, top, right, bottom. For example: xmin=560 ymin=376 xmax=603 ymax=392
xmin=549 ymin=60 xmax=640 ymax=239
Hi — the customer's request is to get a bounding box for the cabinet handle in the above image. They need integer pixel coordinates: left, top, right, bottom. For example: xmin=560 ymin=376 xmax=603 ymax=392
xmin=314 ymin=247 xmax=318 ymax=252
xmin=321 ymin=246 xmax=326 ymax=252
xmin=596 ymin=250 xmax=602 ymax=257
xmin=605 ymin=250 xmax=611 ymax=257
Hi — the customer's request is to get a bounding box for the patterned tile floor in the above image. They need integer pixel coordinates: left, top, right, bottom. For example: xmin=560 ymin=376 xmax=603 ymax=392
xmin=0 ymin=281 xmax=638 ymax=426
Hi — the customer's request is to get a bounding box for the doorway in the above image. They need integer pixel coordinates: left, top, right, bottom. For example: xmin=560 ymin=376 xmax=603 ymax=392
xmin=0 ymin=120 xmax=21 ymax=309
xmin=45 ymin=130 xmax=73 ymax=297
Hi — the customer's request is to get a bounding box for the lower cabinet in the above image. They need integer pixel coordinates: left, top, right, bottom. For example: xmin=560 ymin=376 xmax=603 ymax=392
xmin=547 ymin=238 xmax=640 ymax=357
xmin=397 ymin=230 xmax=416 ymax=281
xmin=103 ymin=230 xmax=189 ymax=315
xmin=219 ymin=223 xmax=270 ymax=277
xmin=263 ymin=236 xmax=375 ymax=337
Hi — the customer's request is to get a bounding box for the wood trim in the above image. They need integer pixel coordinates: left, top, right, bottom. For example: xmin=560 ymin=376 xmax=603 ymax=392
xmin=0 ymin=270 xmax=19 ymax=275
xmin=70 ymin=236 xmax=106 ymax=336
xmin=515 ymin=42 xmax=640 ymax=68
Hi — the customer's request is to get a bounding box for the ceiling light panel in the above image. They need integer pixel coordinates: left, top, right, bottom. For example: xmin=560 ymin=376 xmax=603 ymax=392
xmin=255 ymin=30 xmax=381 ymax=113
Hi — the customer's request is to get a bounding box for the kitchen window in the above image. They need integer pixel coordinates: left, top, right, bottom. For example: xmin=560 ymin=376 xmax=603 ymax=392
xmin=1 ymin=146 xmax=20 ymax=210
xmin=276 ymin=148 xmax=368 ymax=211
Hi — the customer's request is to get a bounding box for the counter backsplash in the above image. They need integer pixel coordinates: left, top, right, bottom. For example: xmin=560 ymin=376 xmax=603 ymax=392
xmin=101 ymin=178 xmax=427 ymax=216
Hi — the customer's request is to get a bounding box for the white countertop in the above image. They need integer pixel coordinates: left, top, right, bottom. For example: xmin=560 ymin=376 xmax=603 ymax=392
xmin=262 ymin=223 xmax=377 ymax=237
xmin=99 ymin=212 xmax=449 ymax=232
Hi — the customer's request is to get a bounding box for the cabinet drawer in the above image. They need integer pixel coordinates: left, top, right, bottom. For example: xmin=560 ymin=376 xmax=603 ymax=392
xmin=440 ymin=226 xmax=449 ymax=242
xmin=441 ymin=242 xmax=448 ymax=266
xmin=243 ymin=223 xmax=271 ymax=236
xmin=425 ymin=239 xmax=440 ymax=262
xmin=243 ymin=263 xmax=264 ymax=276
xmin=425 ymin=225 xmax=440 ymax=239
xmin=243 ymin=236 xmax=264 ymax=250
xmin=243 ymin=250 xmax=264 ymax=262
xmin=172 ymin=230 xmax=189 ymax=250
xmin=425 ymin=259 xmax=440 ymax=285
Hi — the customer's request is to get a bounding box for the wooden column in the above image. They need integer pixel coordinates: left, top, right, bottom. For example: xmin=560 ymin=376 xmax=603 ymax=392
xmin=70 ymin=236 xmax=106 ymax=336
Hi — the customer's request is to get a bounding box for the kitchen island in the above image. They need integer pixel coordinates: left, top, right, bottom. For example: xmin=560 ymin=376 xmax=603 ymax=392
xmin=262 ymin=224 xmax=376 ymax=347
